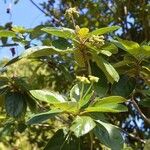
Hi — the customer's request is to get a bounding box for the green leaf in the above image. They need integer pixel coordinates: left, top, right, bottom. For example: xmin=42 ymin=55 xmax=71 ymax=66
xmin=89 ymin=26 xmax=120 ymax=36
xmin=30 ymin=90 xmax=66 ymax=104
xmin=52 ymin=38 xmax=72 ymax=50
xmin=93 ymin=96 xmax=127 ymax=106
xmin=92 ymin=54 xmax=119 ymax=83
xmin=91 ymin=62 xmax=109 ymax=97
xmin=113 ymin=39 xmax=150 ymax=59
xmin=70 ymin=116 xmax=96 ymax=137
xmin=20 ymin=46 xmax=73 ymax=58
xmin=93 ymin=120 xmax=124 ymax=150
xmin=5 ymin=46 xmax=73 ymax=67
xmin=112 ymin=76 xmax=136 ymax=97
xmin=70 ymin=84 xmax=80 ymax=102
xmin=12 ymin=26 xmax=32 ymax=34
xmin=100 ymin=50 xmax=112 ymax=56
xmin=53 ymin=102 xmax=79 ymax=113
xmin=44 ymin=129 xmax=80 ymax=150
xmin=0 ymin=30 xmax=16 ymax=37
xmin=85 ymin=104 xmax=128 ymax=113
xmin=5 ymin=92 xmax=27 ymax=118
xmin=42 ymin=27 xmax=76 ymax=40
xmin=139 ymin=99 xmax=150 ymax=108
xmin=70 ymin=83 xmax=93 ymax=108
xmin=101 ymin=43 xmax=118 ymax=54
xmin=27 ymin=109 xmax=62 ymax=125
xmin=44 ymin=129 xmax=67 ymax=150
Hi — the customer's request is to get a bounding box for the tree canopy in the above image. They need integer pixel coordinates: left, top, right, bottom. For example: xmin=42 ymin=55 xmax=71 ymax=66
xmin=0 ymin=0 xmax=150 ymax=150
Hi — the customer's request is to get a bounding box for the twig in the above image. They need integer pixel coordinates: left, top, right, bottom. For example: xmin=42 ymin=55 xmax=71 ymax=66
xmin=29 ymin=0 xmax=64 ymax=26
xmin=131 ymin=95 xmax=150 ymax=126
xmin=30 ymin=0 xmax=48 ymax=16
xmin=121 ymin=129 xmax=146 ymax=144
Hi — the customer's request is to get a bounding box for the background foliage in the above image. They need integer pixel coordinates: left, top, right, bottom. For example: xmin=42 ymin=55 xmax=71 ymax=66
xmin=0 ymin=0 xmax=150 ymax=150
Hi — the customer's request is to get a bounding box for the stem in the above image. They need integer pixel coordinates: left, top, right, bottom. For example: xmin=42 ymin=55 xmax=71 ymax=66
xmin=120 ymin=128 xmax=146 ymax=144
xmin=89 ymin=132 xmax=94 ymax=150
xmin=80 ymin=82 xmax=84 ymax=101
xmin=71 ymin=15 xmax=76 ymax=29
xmin=87 ymin=58 xmax=92 ymax=75
xmin=131 ymin=94 xmax=150 ymax=126
xmin=82 ymin=83 xmax=93 ymax=100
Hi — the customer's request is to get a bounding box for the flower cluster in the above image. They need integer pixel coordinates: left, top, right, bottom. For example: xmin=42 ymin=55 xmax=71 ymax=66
xmin=76 ymin=75 xmax=99 ymax=84
xmin=65 ymin=7 xmax=79 ymax=18
xmin=89 ymin=35 xmax=105 ymax=47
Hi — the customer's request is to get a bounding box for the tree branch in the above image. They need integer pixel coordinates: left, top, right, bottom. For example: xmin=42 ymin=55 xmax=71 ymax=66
xmin=121 ymin=129 xmax=146 ymax=144
xmin=29 ymin=0 xmax=64 ymax=26
xmin=131 ymin=95 xmax=150 ymax=126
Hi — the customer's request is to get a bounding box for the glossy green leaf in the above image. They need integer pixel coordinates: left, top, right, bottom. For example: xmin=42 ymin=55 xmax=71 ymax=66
xmin=93 ymin=54 xmax=119 ymax=83
xmin=89 ymin=26 xmax=120 ymax=36
xmin=100 ymin=50 xmax=112 ymax=56
xmin=93 ymin=96 xmax=127 ymax=106
xmin=70 ymin=116 xmax=96 ymax=137
xmin=86 ymin=104 xmax=128 ymax=113
xmin=5 ymin=92 xmax=27 ymax=118
xmin=70 ymin=83 xmax=93 ymax=108
xmin=53 ymin=102 xmax=79 ymax=113
xmin=42 ymin=27 xmax=76 ymax=39
xmin=93 ymin=120 xmax=124 ymax=150
xmin=0 ymin=30 xmax=16 ymax=37
xmin=30 ymin=90 xmax=66 ymax=103
xmin=27 ymin=109 xmax=62 ymax=125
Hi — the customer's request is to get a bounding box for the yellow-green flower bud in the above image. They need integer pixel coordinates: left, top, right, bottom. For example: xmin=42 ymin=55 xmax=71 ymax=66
xmin=88 ymin=75 xmax=99 ymax=83
xmin=65 ymin=7 xmax=79 ymax=18
xmin=76 ymin=76 xmax=90 ymax=84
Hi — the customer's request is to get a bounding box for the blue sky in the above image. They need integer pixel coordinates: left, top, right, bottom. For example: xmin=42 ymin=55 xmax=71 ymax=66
xmin=0 ymin=0 xmax=48 ymax=59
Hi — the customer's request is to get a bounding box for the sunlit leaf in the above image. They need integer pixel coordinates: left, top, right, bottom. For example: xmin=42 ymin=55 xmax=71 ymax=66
xmin=70 ymin=116 xmax=96 ymax=137
xmin=30 ymin=90 xmax=66 ymax=103
xmin=89 ymin=26 xmax=120 ymax=36
xmin=93 ymin=96 xmax=127 ymax=106
xmin=42 ymin=27 xmax=76 ymax=40
xmin=53 ymin=102 xmax=79 ymax=113
xmin=0 ymin=30 xmax=16 ymax=37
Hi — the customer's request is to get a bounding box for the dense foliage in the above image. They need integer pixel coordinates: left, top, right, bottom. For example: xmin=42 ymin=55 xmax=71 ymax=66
xmin=0 ymin=0 xmax=150 ymax=150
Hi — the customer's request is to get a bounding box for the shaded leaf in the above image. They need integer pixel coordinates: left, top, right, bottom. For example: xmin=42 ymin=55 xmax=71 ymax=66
xmin=27 ymin=109 xmax=62 ymax=125
xmin=112 ymin=76 xmax=136 ymax=97
xmin=5 ymin=92 xmax=27 ymax=118
xmin=44 ymin=129 xmax=80 ymax=150
xmin=93 ymin=120 xmax=124 ymax=150
xmin=93 ymin=54 xmax=119 ymax=83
